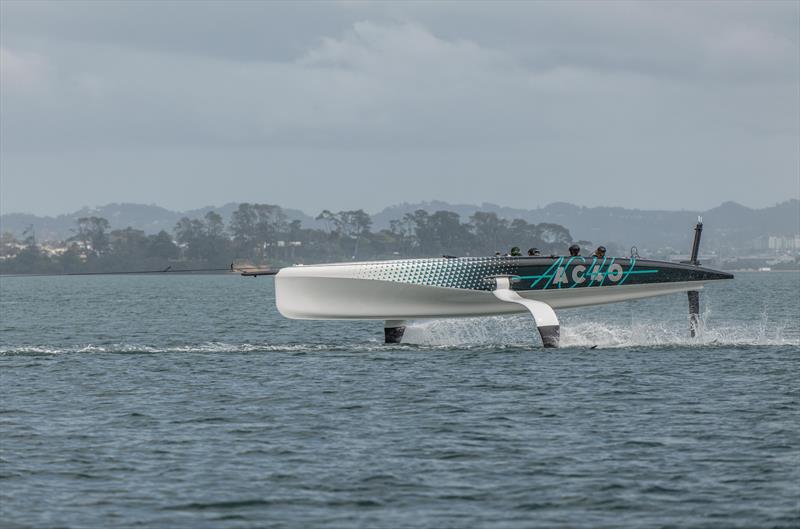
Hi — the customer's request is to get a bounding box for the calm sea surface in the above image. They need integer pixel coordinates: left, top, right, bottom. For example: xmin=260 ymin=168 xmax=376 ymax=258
xmin=1 ymin=272 xmax=798 ymax=528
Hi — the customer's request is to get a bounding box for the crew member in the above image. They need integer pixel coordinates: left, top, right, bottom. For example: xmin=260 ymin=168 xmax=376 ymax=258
xmin=568 ymin=244 xmax=580 ymax=257
xmin=594 ymin=246 xmax=607 ymax=258
xmin=527 ymin=248 xmax=540 ymax=256
xmin=510 ymin=246 xmax=522 ymax=257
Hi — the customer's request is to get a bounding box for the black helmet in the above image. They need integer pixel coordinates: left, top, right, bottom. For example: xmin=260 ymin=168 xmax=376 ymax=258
xmin=527 ymin=247 xmax=540 ymax=256
xmin=596 ymin=246 xmax=606 ymax=254
xmin=569 ymin=244 xmax=579 ymax=252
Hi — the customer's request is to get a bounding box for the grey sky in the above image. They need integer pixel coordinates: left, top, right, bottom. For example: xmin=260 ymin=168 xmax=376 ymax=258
xmin=1 ymin=0 xmax=798 ymax=216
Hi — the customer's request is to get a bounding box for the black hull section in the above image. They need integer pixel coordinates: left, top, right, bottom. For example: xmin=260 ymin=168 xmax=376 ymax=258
xmin=345 ymin=255 xmax=732 ymax=294
xmin=504 ymin=256 xmax=733 ymax=293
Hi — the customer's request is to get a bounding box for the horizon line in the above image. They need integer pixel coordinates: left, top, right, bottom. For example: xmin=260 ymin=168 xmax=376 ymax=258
xmin=2 ymin=197 xmax=798 ymax=219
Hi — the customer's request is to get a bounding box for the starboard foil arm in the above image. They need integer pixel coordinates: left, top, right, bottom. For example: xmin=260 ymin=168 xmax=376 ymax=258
xmin=491 ymin=276 xmax=560 ymax=347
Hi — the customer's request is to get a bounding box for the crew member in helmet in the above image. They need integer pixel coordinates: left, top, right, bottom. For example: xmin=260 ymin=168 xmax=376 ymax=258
xmin=594 ymin=246 xmax=607 ymax=258
xmin=510 ymin=246 xmax=522 ymax=257
xmin=527 ymin=248 xmax=540 ymax=256
xmin=568 ymin=244 xmax=580 ymax=257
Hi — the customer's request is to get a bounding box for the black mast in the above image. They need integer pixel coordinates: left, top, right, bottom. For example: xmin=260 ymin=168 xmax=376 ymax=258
xmin=687 ymin=217 xmax=703 ymax=337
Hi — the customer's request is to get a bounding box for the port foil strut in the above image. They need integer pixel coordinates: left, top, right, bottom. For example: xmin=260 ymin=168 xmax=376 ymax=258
xmin=492 ymin=277 xmax=560 ymax=347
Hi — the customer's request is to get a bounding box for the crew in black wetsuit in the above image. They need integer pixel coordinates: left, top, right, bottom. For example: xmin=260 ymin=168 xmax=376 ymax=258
xmin=569 ymin=244 xmax=580 ymax=256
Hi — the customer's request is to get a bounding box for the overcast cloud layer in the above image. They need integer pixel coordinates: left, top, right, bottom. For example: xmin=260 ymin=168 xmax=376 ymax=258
xmin=1 ymin=0 xmax=798 ymax=216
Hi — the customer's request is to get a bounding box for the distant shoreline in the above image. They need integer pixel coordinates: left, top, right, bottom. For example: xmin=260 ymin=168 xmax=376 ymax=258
xmin=723 ymin=269 xmax=800 ymax=273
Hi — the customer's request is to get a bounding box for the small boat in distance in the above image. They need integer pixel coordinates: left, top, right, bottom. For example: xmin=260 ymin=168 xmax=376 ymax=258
xmin=272 ymin=220 xmax=733 ymax=347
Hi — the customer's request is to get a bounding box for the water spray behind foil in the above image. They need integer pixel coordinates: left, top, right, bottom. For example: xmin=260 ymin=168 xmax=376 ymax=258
xmin=400 ymin=308 xmax=795 ymax=349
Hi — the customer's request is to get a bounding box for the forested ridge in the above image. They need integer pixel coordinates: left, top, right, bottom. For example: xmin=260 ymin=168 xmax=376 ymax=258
xmin=0 ymin=204 xmax=580 ymax=274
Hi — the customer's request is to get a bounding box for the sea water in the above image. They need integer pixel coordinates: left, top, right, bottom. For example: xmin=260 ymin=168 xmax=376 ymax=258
xmin=1 ymin=272 xmax=798 ymax=528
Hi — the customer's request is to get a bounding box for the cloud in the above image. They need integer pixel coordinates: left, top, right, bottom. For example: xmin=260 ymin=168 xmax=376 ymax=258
xmin=0 ymin=21 xmax=673 ymax=151
xmin=0 ymin=2 xmax=797 ymax=215
xmin=2 ymin=21 xmax=540 ymax=150
xmin=300 ymin=20 xmax=509 ymax=71
xmin=704 ymin=24 xmax=797 ymax=79
xmin=0 ymin=46 xmax=49 ymax=92
xmin=282 ymin=21 xmax=530 ymax=147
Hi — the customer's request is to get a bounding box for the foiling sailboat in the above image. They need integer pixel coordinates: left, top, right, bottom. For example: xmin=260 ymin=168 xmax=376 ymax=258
xmin=263 ymin=220 xmax=732 ymax=347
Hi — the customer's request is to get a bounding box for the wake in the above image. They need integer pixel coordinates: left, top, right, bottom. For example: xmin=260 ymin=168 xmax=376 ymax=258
xmin=1 ymin=311 xmax=796 ymax=355
xmin=401 ymin=312 xmax=797 ymax=348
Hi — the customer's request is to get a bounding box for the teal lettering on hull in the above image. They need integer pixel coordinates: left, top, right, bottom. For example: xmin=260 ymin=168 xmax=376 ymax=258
xmin=514 ymin=257 xmax=659 ymax=290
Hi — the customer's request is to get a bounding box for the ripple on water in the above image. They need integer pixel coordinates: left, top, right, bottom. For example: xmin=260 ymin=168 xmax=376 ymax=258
xmin=0 ymin=273 xmax=798 ymax=529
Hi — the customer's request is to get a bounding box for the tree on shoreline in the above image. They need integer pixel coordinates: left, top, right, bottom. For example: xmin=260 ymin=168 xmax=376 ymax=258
xmin=174 ymin=212 xmax=231 ymax=265
xmin=71 ymin=216 xmax=110 ymax=256
xmin=0 ymin=206 xmax=577 ymax=273
xmin=230 ymin=203 xmax=287 ymax=261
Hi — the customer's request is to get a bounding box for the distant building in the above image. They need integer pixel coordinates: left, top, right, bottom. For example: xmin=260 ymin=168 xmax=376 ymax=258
xmin=0 ymin=241 xmax=25 ymax=260
xmin=750 ymin=234 xmax=800 ymax=253
xmin=40 ymin=243 xmax=69 ymax=257
xmin=768 ymin=235 xmax=800 ymax=251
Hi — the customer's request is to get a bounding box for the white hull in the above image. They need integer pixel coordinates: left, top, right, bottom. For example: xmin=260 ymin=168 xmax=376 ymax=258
xmin=275 ymin=264 xmax=705 ymax=320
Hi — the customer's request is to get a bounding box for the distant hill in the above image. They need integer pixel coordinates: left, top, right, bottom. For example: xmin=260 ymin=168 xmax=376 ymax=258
xmin=371 ymin=199 xmax=800 ymax=252
xmin=0 ymin=202 xmax=317 ymax=242
xmin=1 ymin=199 xmax=797 ymax=253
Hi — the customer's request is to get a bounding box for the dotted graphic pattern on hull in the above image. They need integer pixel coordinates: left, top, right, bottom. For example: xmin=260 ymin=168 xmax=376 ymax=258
xmin=354 ymin=257 xmax=516 ymax=291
